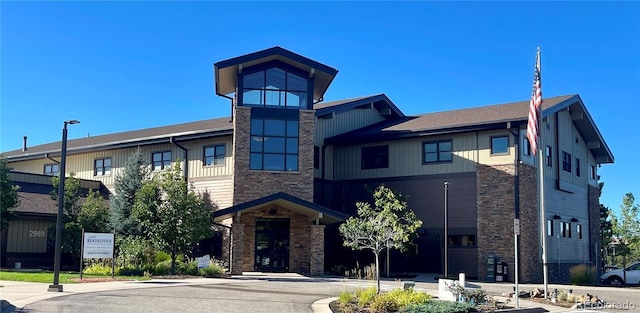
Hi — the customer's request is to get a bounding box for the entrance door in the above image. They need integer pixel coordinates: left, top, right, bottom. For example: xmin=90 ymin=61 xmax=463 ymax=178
xmin=254 ymin=218 xmax=290 ymax=272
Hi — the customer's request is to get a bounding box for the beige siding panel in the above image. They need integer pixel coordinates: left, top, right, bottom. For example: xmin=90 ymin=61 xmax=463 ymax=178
xmin=191 ymin=176 xmax=234 ymax=210
xmin=315 ymin=108 xmax=386 ymax=144
xmin=7 ymin=219 xmax=52 ymax=253
xmin=334 ymin=133 xmax=479 ymax=180
xmin=477 ymin=130 xmax=515 ymax=165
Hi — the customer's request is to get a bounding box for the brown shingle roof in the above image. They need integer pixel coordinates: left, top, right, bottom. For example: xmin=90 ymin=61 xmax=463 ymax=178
xmin=3 ymin=117 xmax=233 ymax=160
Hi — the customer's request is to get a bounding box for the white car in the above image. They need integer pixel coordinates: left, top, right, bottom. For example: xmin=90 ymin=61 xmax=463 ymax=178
xmin=600 ymin=261 xmax=640 ymax=286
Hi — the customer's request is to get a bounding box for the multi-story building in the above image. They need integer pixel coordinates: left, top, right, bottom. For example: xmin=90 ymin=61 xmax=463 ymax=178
xmin=2 ymin=47 xmax=613 ymax=282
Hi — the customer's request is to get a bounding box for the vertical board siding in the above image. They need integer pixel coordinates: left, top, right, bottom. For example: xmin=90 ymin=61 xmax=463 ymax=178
xmin=315 ymin=108 xmax=386 ymax=145
xmin=333 ymin=133 xmax=479 ymax=180
xmin=477 ymin=130 xmax=515 ymax=165
xmin=7 ymin=219 xmax=52 ymax=253
xmin=192 ymin=177 xmax=234 ymax=210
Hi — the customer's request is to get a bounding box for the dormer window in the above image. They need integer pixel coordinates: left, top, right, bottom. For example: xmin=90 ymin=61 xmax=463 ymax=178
xmin=242 ymin=67 xmax=308 ymax=108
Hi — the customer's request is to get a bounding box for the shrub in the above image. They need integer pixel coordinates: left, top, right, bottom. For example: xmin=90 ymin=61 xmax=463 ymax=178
xmin=386 ymin=288 xmax=431 ymax=308
xmin=370 ymin=292 xmax=399 ymax=312
xmin=339 ymin=291 xmax=354 ymax=309
xmin=83 ymin=263 xmax=113 ymax=276
xmin=200 ymin=259 xmax=227 ymax=277
xmin=355 ymin=286 xmax=377 ymax=307
xmin=569 ymin=264 xmax=596 ymax=285
xmin=401 ymin=300 xmax=476 ymax=313
xmin=116 ymin=266 xmax=146 ymax=276
xmin=154 ymin=260 xmax=172 ymax=275
xmin=154 ymin=251 xmax=171 ymax=263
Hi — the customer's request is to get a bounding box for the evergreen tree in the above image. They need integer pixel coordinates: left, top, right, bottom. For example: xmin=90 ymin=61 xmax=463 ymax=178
xmin=110 ymin=149 xmax=149 ymax=236
xmin=0 ymin=156 xmax=19 ymax=231
xmin=612 ymin=193 xmax=640 ymax=269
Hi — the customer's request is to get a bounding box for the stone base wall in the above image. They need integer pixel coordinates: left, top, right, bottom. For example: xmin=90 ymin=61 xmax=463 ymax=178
xmin=231 ymin=223 xmax=245 ymax=275
xmin=236 ymin=205 xmax=312 ymax=274
xmin=519 ymin=164 xmax=542 ymax=283
xmin=588 ymin=185 xmax=601 ymax=272
xmin=310 ymin=225 xmax=325 ymax=276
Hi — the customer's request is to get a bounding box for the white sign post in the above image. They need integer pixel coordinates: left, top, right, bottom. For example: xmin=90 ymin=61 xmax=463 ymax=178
xmin=82 ymin=232 xmax=115 ymax=278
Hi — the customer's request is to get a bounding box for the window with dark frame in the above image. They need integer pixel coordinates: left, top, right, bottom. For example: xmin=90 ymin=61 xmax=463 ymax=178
xmin=250 ymin=118 xmax=299 ymax=171
xmin=423 ymin=140 xmax=452 ymax=163
xmin=491 ymin=136 xmax=509 ymax=154
xmin=361 ymin=145 xmax=389 ymax=169
xmin=152 ymin=151 xmax=171 ymax=171
xmin=313 ymin=146 xmax=319 ymax=169
xmin=204 ymin=144 xmax=226 ymax=166
xmin=242 ymin=68 xmax=308 ymax=108
xmin=523 ymin=137 xmax=531 ymax=156
xmin=448 ymin=235 xmax=476 ymax=247
xmin=545 ymin=146 xmax=552 ymax=167
xmin=561 ymin=222 xmax=572 ymax=238
xmin=576 ymin=158 xmax=581 ymax=177
xmin=562 ymin=151 xmax=572 ymax=173
xmin=44 ymin=163 xmax=59 ymax=176
xmin=577 ymin=224 xmax=582 ymax=239
xmin=590 ymin=165 xmax=597 ymax=180
xmin=547 ymin=219 xmax=554 ymax=236
xmin=94 ymin=158 xmax=111 ymax=176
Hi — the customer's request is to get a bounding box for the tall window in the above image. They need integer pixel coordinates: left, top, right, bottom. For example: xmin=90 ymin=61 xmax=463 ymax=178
xmin=577 ymin=224 xmax=582 ymax=239
xmin=561 ymin=222 xmax=572 ymax=238
xmin=44 ymin=163 xmax=59 ymax=176
xmin=423 ymin=140 xmax=452 ymax=163
xmin=448 ymin=235 xmax=476 ymax=247
xmin=242 ymin=68 xmax=308 ymax=108
xmin=590 ymin=165 xmax=597 ymax=180
xmin=562 ymin=151 xmax=572 ymax=172
xmin=204 ymin=145 xmax=225 ymax=166
xmin=547 ymin=219 xmax=554 ymax=236
xmin=523 ymin=137 xmax=531 ymax=156
xmin=314 ymin=146 xmax=320 ymax=169
xmin=94 ymin=158 xmax=111 ymax=176
xmin=545 ymin=146 xmax=552 ymax=167
xmin=361 ymin=145 xmax=389 ymax=169
xmin=250 ymin=118 xmax=298 ymax=171
xmin=152 ymin=151 xmax=171 ymax=171
xmin=491 ymin=136 xmax=509 ymax=154
xmin=576 ymin=158 xmax=581 ymax=177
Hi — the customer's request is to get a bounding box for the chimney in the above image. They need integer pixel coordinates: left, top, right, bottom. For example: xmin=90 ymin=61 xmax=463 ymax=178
xmin=23 ymin=136 xmax=28 ymax=152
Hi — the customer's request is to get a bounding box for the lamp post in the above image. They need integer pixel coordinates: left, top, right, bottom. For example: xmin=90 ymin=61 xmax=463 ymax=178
xmin=48 ymin=120 xmax=80 ymax=292
xmin=444 ymin=181 xmax=449 ymax=279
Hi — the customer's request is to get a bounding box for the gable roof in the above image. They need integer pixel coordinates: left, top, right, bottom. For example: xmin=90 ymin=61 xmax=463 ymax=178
xmin=3 ymin=117 xmax=233 ymax=162
xmin=326 ymin=94 xmax=613 ymax=163
xmin=212 ymin=192 xmax=347 ymax=224
xmin=214 ymin=46 xmax=339 ymax=102
xmin=314 ymin=94 xmax=405 ymax=119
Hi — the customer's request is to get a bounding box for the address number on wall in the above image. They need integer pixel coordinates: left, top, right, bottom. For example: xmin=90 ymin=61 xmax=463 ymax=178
xmin=29 ymin=230 xmax=46 ymax=238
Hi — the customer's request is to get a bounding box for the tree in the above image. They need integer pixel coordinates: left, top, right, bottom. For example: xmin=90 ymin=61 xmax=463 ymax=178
xmin=339 ymin=185 xmax=423 ymax=293
xmin=110 ymin=149 xmax=149 ymax=237
xmin=612 ymin=193 xmax=640 ymax=275
xmin=50 ymin=174 xmax=83 ymax=268
xmin=78 ymin=190 xmax=111 ymax=233
xmin=132 ymin=163 xmax=212 ymax=275
xmin=0 ymin=156 xmax=19 ymax=231
xmin=598 ymin=182 xmax=613 ymax=269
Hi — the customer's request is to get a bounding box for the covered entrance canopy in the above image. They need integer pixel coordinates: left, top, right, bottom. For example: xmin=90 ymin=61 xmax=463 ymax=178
xmin=212 ymin=192 xmax=346 ymax=276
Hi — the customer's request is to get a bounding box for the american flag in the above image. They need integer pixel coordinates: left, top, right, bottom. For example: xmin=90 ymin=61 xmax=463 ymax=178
xmin=527 ymin=49 xmax=542 ymax=155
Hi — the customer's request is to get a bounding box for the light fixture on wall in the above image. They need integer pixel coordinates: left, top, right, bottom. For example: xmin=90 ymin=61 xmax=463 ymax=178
xmin=552 ymin=214 xmax=562 ymax=220
xmin=570 ymin=217 xmax=579 ymax=222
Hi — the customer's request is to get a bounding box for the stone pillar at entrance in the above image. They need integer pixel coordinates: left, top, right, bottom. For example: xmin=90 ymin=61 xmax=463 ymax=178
xmin=231 ymin=223 xmax=245 ymax=275
xmin=310 ymin=225 xmax=325 ymax=276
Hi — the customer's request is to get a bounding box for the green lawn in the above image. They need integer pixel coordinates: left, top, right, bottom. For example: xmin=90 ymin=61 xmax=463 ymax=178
xmin=0 ymin=270 xmax=145 ymax=284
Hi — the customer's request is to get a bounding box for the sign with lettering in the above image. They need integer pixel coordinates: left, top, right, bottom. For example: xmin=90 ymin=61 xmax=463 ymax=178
xmin=83 ymin=232 xmax=115 ymax=259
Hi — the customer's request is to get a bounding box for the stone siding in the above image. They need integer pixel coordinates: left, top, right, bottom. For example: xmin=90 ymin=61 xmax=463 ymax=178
xmin=310 ymin=225 xmax=325 ymax=276
xmin=477 ymin=164 xmax=516 ymax=282
xmin=232 ymin=106 xmax=315 ymax=204
xmin=519 ymin=164 xmax=542 ymax=282
xmin=236 ymin=205 xmax=312 ymax=274
xmin=588 ymin=185 xmax=601 ymax=272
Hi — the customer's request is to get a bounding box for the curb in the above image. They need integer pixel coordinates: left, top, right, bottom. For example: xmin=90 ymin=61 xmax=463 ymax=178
xmin=312 ymin=297 xmax=337 ymax=313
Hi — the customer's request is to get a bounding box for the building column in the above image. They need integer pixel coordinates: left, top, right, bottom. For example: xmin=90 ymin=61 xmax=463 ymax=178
xmin=231 ymin=223 xmax=245 ymax=275
xmin=310 ymin=225 xmax=325 ymax=276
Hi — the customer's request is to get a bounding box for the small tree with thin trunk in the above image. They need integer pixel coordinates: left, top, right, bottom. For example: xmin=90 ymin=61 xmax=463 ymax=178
xmin=132 ymin=163 xmax=212 ymax=275
xmin=0 ymin=156 xmax=19 ymax=231
xmin=339 ymin=185 xmax=422 ymax=293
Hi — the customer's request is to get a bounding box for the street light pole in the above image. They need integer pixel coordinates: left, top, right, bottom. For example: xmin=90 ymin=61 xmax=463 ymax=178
xmin=48 ymin=120 xmax=79 ymax=292
xmin=444 ymin=181 xmax=449 ymax=279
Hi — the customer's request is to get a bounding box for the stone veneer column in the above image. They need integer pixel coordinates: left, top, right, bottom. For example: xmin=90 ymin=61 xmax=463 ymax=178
xmin=231 ymin=223 xmax=245 ymax=275
xmin=588 ymin=186 xmax=601 ymax=269
xmin=476 ymin=164 xmax=516 ymax=282
xmin=518 ymin=164 xmax=543 ymax=283
xmin=310 ymin=225 xmax=325 ymax=276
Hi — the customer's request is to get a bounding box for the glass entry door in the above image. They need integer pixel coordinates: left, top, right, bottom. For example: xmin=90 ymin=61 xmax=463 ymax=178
xmin=254 ymin=218 xmax=290 ymax=272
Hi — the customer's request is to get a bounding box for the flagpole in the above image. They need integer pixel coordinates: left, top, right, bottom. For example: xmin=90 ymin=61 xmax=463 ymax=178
xmin=536 ymin=47 xmax=549 ymax=298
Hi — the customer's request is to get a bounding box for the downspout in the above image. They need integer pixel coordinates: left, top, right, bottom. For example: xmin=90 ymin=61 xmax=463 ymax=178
xmin=321 ymin=145 xmax=327 ymax=206
xmin=213 ymin=222 xmax=232 ymax=273
xmin=220 ymin=94 xmax=234 ymax=122
xmin=45 ymin=153 xmax=60 ymax=164
xmin=170 ymin=137 xmax=188 ymax=182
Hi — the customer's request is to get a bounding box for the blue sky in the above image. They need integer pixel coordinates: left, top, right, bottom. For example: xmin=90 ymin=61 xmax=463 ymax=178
xmin=1 ymin=1 xmax=638 ymax=215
